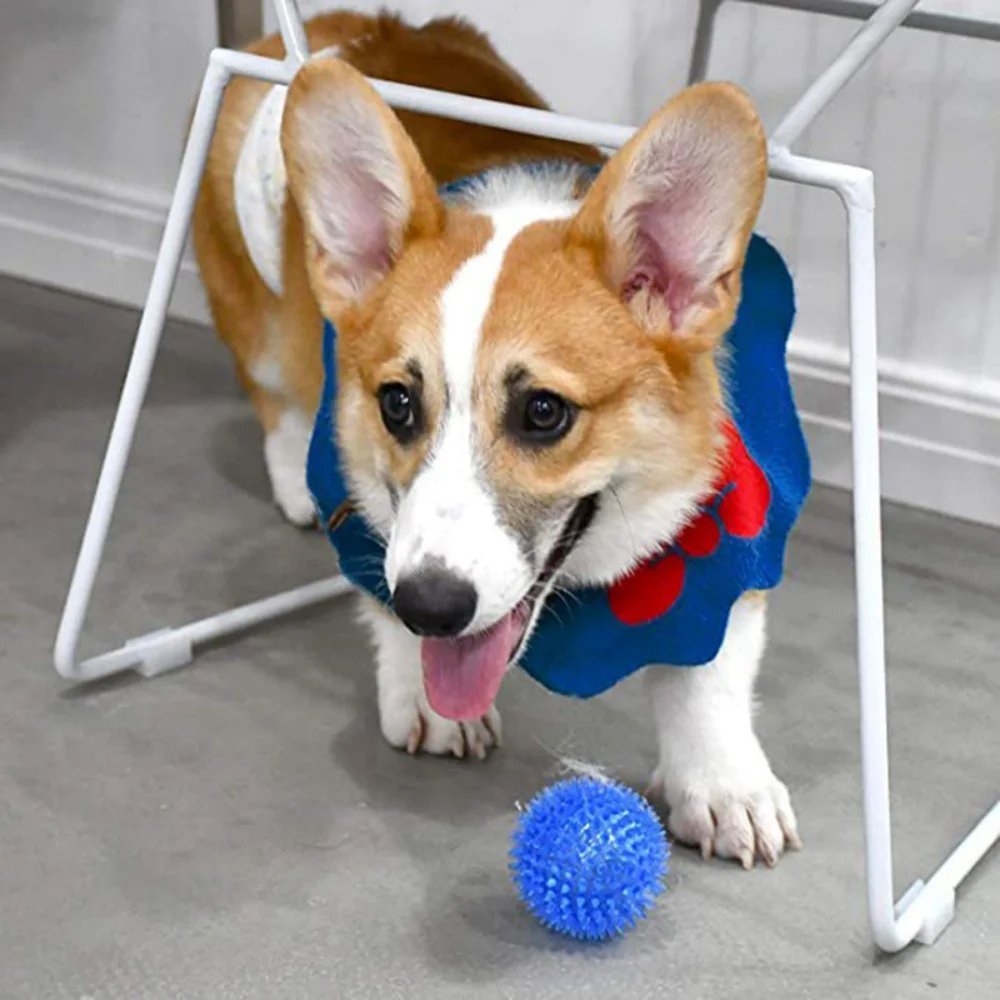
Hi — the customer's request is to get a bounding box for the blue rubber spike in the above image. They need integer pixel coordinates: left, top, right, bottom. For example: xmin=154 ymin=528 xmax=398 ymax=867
xmin=510 ymin=777 xmax=669 ymax=940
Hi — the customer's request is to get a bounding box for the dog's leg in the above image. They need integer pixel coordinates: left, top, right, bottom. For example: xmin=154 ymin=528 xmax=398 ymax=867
xmin=244 ymin=379 xmax=316 ymax=527
xmin=646 ymin=594 xmax=800 ymax=868
xmin=262 ymin=406 xmax=315 ymax=527
xmin=359 ymin=598 xmax=502 ymax=759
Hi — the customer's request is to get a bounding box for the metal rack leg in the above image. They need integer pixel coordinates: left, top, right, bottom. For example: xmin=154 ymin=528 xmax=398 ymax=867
xmin=769 ymin=141 xmax=999 ymax=952
xmin=841 ymin=167 xmax=1000 ymax=952
xmin=53 ymin=44 xmax=352 ymax=684
xmin=761 ymin=0 xmax=997 ymax=951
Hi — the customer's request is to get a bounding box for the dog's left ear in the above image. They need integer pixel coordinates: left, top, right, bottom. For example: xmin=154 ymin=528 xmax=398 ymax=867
xmin=282 ymin=59 xmax=443 ymax=317
xmin=569 ymin=83 xmax=766 ymax=349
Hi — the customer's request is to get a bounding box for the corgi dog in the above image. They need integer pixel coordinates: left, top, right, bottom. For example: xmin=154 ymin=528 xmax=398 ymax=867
xmin=193 ymin=12 xmax=804 ymax=868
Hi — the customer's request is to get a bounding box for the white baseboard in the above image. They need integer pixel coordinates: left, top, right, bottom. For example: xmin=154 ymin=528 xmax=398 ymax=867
xmin=789 ymin=338 xmax=1000 ymax=529
xmin=1 ymin=156 xmax=998 ymax=526
xmin=0 ymin=155 xmax=210 ymax=325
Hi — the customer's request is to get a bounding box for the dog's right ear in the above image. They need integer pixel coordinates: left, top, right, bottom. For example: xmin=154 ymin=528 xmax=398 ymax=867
xmin=282 ymin=59 xmax=442 ymax=316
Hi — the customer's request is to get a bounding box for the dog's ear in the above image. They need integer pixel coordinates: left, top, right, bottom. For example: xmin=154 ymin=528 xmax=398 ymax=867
xmin=569 ymin=83 xmax=766 ymax=349
xmin=282 ymin=59 xmax=443 ymax=316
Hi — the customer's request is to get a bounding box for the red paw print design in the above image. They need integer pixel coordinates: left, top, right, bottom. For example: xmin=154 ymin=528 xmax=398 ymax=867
xmin=607 ymin=421 xmax=771 ymax=626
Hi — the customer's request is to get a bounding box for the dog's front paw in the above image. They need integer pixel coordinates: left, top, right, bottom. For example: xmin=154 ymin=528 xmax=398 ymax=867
xmin=648 ymin=740 xmax=800 ymax=869
xmin=379 ymin=689 xmax=502 ymax=760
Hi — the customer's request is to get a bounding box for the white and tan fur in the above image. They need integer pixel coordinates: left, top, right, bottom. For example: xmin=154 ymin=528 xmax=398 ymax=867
xmin=194 ymin=12 xmax=799 ymax=868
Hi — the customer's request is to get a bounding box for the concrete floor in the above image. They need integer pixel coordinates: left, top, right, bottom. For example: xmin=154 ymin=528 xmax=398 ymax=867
xmin=0 ymin=273 xmax=996 ymax=999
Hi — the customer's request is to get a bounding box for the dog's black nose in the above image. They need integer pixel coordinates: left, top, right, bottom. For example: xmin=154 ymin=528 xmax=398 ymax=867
xmin=392 ymin=566 xmax=477 ymax=637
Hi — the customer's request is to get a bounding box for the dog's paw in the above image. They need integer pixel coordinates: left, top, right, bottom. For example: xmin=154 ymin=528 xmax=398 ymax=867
xmin=380 ymin=690 xmax=502 ymax=760
xmin=648 ymin=750 xmax=801 ymax=869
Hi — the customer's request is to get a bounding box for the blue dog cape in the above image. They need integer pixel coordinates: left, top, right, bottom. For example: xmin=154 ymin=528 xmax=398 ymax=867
xmin=307 ymin=232 xmax=810 ymax=699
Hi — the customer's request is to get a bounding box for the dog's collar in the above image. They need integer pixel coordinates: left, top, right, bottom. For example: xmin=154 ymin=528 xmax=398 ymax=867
xmin=306 ymin=175 xmax=809 ymax=698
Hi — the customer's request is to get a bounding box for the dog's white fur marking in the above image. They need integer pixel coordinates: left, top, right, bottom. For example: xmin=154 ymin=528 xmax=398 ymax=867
xmin=646 ymin=596 xmax=800 ymax=867
xmin=249 ymin=352 xmax=286 ymax=396
xmin=385 ymin=191 xmax=577 ymax=632
xmin=563 ymin=479 xmax=709 ymax=587
xmin=234 ymin=85 xmax=289 ymax=297
xmin=264 ymin=409 xmax=315 ymax=525
xmin=234 ymin=46 xmax=342 ymax=297
xmin=360 ymin=597 xmax=501 ymax=758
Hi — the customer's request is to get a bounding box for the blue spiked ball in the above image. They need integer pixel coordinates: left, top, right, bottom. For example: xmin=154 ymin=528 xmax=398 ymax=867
xmin=510 ymin=776 xmax=669 ymax=940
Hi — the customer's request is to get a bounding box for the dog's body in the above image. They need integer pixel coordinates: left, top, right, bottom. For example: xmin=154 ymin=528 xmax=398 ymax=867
xmin=194 ymin=11 xmax=801 ymax=867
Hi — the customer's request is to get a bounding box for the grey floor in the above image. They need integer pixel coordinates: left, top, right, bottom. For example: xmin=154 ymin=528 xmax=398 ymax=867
xmin=1 ymin=273 xmax=996 ymax=1000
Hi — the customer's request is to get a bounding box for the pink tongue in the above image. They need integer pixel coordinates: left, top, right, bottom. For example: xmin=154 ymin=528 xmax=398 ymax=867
xmin=421 ymin=611 xmax=520 ymax=721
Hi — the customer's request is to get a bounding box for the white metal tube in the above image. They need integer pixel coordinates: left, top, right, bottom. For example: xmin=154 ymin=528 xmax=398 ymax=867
xmin=773 ymin=147 xmax=999 ymax=950
xmin=181 ymin=575 xmax=352 ymax=645
xmin=768 ymin=144 xmax=872 ymax=200
xmin=216 ymin=48 xmax=296 ymax=85
xmin=65 ymin=645 xmax=159 ymax=684
xmin=838 ymin=170 xmax=911 ymax=953
xmin=926 ymin=802 xmax=1000 ymax=895
xmin=273 ymin=0 xmax=309 ymax=65
xmin=67 ymin=577 xmax=354 ymax=684
xmin=736 ymin=0 xmax=1000 ymax=43
xmin=54 ymin=54 xmax=233 ymax=680
xmin=199 ymin=50 xmax=639 ymax=150
xmin=372 ymin=79 xmax=636 ymax=149
xmin=688 ymin=0 xmax=724 ymax=83
xmin=771 ymin=0 xmax=920 ymax=148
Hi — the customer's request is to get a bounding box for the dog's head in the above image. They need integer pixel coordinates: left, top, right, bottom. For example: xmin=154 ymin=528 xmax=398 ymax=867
xmin=283 ymin=61 xmax=766 ymax=719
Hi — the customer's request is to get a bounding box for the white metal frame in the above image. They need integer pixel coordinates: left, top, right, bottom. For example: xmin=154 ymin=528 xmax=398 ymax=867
xmin=53 ymin=0 xmax=997 ymax=952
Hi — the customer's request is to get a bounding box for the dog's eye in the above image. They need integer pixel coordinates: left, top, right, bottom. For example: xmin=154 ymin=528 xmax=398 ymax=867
xmin=378 ymin=382 xmax=420 ymax=442
xmin=519 ymin=390 xmax=574 ymax=443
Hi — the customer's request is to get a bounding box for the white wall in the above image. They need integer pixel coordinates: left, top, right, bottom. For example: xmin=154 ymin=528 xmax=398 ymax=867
xmin=2 ymin=1 xmax=999 ymax=525
xmin=0 ymin=0 xmax=217 ymax=320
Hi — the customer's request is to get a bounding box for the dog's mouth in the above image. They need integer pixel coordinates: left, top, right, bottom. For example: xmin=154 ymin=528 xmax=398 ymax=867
xmin=420 ymin=495 xmax=598 ymax=721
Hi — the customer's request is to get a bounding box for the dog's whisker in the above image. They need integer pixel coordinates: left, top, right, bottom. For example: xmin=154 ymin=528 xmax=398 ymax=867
xmin=609 ymin=484 xmax=640 ymax=562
